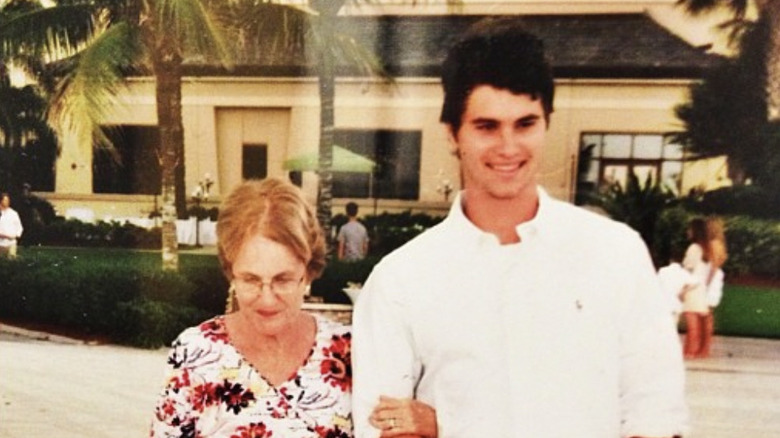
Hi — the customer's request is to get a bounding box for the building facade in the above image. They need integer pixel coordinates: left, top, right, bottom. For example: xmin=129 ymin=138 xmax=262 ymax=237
xmin=44 ymin=1 xmax=727 ymax=220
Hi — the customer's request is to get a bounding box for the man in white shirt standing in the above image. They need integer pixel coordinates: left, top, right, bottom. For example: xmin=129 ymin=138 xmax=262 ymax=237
xmin=352 ymin=18 xmax=687 ymax=438
xmin=0 ymin=193 xmax=23 ymax=258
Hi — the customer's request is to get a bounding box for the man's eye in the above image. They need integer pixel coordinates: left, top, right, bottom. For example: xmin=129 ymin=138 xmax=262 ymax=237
xmin=517 ymin=117 xmax=540 ymax=129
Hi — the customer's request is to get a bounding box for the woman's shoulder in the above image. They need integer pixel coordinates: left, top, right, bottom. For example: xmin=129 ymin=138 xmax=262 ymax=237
xmin=313 ymin=313 xmax=351 ymax=338
xmin=171 ymin=315 xmax=230 ymax=348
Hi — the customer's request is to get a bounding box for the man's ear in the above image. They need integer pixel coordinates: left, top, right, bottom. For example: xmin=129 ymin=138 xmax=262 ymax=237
xmin=445 ymin=124 xmax=460 ymax=158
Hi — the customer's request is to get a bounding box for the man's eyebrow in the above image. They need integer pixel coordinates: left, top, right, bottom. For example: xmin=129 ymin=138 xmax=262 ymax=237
xmin=469 ymin=117 xmax=499 ymax=124
xmin=517 ymin=114 xmax=542 ymax=122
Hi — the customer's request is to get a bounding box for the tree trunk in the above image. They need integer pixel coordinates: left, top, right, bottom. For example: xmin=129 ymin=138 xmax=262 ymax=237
xmin=154 ymin=51 xmax=184 ymax=271
xmin=766 ymin=0 xmax=780 ymax=121
xmin=316 ymin=19 xmax=336 ymax=253
xmin=317 ymin=62 xmax=335 ymax=251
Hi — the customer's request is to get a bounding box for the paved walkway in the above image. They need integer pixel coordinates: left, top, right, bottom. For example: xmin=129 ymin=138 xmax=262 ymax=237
xmin=1 ymin=325 xmax=779 ymax=437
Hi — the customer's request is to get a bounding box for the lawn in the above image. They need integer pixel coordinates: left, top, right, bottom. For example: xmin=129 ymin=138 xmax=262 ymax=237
xmin=715 ymin=284 xmax=780 ymax=339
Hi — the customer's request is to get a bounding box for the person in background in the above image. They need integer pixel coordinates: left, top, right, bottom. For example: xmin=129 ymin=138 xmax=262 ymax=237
xmin=681 ymin=217 xmax=715 ymax=359
xmin=657 ymin=247 xmax=699 ymax=329
xmin=700 ymin=216 xmax=728 ymax=358
xmin=352 ymin=18 xmax=687 ymax=438
xmin=0 ymin=193 xmax=23 ymax=259
xmin=338 ymin=202 xmax=369 ymax=261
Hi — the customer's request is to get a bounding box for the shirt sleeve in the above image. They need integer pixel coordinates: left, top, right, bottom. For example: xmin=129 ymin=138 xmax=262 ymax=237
xmin=682 ymin=243 xmax=702 ymax=271
xmin=620 ymin=236 xmax=688 ymax=438
xmin=150 ymin=347 xmax=198 ymax=437
xmin=352 ymin=264 xmax=421 ymax=438
xmin=706 ymin=268 xmax=725 ymax=308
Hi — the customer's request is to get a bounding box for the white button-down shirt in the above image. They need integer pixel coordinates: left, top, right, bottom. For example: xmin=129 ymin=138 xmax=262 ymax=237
xmin=353 ymin=188 xmax=687 ymax=438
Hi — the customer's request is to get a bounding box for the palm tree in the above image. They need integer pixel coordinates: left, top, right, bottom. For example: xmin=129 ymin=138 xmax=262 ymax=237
xmin=678 ymin=0 xmax=780 ymax=121
xmin=1 ymin=0 xmax=231 ymax=271
xmin=308 ymin=0 xmax=385 ymax=249
xmin=221 ymin=0 xmax=387 ymax=250
xmin=0 ymin=0 xmax=59 ymax=194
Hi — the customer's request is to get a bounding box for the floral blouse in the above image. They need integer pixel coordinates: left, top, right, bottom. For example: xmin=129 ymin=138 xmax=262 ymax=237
xmin=150 ymin=314 xmax=352 ymax=438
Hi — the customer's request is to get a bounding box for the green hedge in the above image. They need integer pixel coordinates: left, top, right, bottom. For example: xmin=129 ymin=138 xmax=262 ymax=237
xmin=0 ymin=249 xmax=225 ymax=348
xmin=653 ymin=209 xmax=780 ymax=279
xmin=34 ymin=217 xmax=161 ymax=249
xmin=0 ymin=248 xmax=378 ymax=347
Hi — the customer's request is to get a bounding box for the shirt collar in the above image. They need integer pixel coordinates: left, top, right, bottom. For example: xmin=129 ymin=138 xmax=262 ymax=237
xmin=444 ymin=186 xmax=555 ymax=246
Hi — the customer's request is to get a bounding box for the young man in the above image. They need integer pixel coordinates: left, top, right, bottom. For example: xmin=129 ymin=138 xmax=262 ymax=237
xmin=0 ymin=193 xmax=23 ymax=258
xmin=337 ymin=202 xmax=369 ymax=261
xmin=352 ymin=18 xmax=687 ymax=438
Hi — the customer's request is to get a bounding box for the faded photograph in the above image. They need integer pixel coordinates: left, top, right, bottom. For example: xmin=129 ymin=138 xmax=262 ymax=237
xmin=1 ymin=1 xmax=779 ymax=437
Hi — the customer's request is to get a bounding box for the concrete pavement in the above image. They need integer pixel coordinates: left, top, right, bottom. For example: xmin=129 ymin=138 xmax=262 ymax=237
xmin=1 ymin=325 xmax=779 ymax=437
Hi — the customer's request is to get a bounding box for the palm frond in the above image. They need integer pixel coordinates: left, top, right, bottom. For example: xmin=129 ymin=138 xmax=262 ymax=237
xmin=677 ymin=0 xmax=750 ymax=18
xmin=156 ymin=0 xmax=233 ymax=67
xmin=48 ymin=21 xmax=141 ymax=160
xmin=0 ymin=3 xmax=98 ymax=61
xmin=217 ymin=0 xmax=311 ymax=65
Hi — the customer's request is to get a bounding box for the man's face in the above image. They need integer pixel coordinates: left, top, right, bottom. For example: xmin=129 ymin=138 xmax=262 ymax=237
xmin=448 ymin=85 xmax=548 ymax=202
xmin=0 ymin=196 xmax=9 ymax=209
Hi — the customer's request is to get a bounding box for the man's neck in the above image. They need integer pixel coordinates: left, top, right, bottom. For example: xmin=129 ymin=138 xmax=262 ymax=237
xmin=462 ymin=189 xmax=539 ymax=245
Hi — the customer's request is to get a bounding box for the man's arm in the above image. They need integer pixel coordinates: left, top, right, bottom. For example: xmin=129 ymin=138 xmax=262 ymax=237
xmin=352 ymin=265 xmax=421 ymax=438
xmin=620 ymin=236 xmax=688 ymax=438
xmin=336 ymin=227 xmax=346 ymax=260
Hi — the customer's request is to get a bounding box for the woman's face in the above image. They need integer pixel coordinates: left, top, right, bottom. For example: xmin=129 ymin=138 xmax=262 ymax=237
xmin=230 ymin=233 xmax=308 ymax=336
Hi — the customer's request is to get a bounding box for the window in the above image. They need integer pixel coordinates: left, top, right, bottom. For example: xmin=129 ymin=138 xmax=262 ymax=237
xmin=242 ymin=144 xmax=268 ymax=180
xmin=93 ymin=125 xmax=161 ymax=194
xmin=332 ymin=129 xmax=421 ymax=200
xmin=576 ymin=133 xmax=686 ymax=205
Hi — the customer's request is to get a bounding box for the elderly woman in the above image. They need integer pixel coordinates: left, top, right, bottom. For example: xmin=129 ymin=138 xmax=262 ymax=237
xmin=151 ymin=178 xmax=351 ymax=437
xmin=151 ymin=178 xmax=437 ymax=438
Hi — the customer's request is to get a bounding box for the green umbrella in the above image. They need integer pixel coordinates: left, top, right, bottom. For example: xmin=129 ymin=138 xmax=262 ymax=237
xmin=283 ymin=145 xmax=376 ymax=173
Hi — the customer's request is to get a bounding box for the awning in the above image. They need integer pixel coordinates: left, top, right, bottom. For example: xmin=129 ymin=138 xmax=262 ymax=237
xmin=283 ymin=145 xmax=376 ymax=173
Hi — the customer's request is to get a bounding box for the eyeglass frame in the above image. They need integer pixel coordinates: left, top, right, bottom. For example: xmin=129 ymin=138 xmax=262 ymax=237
xmin=231 ymin=273 xmax=307 ymax=296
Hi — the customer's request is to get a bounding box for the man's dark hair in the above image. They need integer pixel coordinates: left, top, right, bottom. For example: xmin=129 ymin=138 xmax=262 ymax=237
xmin=440 ymin=17 xmax=555 ymax=132
xmin=346 ymin=201 xmax=359 ymax=217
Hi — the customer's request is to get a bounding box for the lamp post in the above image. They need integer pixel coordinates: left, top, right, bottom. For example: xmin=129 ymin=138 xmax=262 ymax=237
xmin=191 ymin=173 xmax=214 ymax=248
xmin=436 ymin=169 xmax=454 ymax=202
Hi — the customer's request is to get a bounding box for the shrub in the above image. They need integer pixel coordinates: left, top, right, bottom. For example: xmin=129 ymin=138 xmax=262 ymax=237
xmin=312 ymin=256 xmax=380 ymax=304
xmin=0 ymin=249 xmax=220 ymax=348
xmin=723 ymin=216 xmax=780 ymax=278
xmin=34 ymin=217 xmax=161 ymax=249
xmin=651 ymin=209 xmax=780 ymax=279
xmin=653 ymin=206 xmax=695 ymax=265
xmin=361 ymin=211 xmax=444 ymax=257
xmin=688 ymin=185 xmax=780 ymax=220
xmin=589 ymin=172 xmax=677 ymax=265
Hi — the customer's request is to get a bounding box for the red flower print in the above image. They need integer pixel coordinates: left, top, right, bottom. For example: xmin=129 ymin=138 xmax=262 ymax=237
xmin=216 ymin=380 xmax=256 ymax=415
xmin=231 ymin=422 xmax=273 ymax=438
xmin=320 ymin=333 xmax=352 ymax=392
xmin=314 ymin=425 xmax=351 ymax=438
xmin=162 ymin=399 xmax=176 ymax=417
xmin=191 ymin=382 xmax=219 ymax=412
xmin=170 ymin=369 xmax=191 ymax=392
xmin=199 ymin=319 xmax=229 ymax=344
